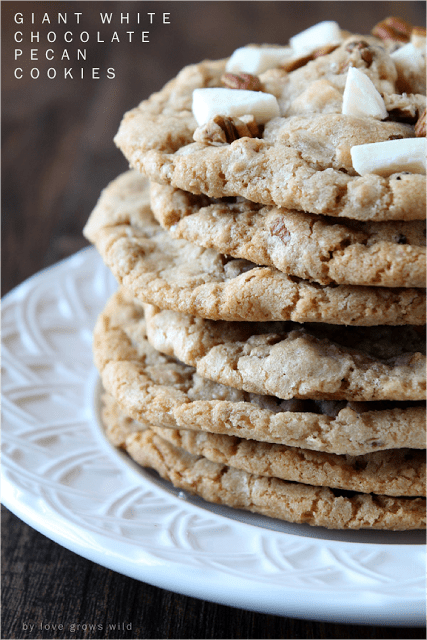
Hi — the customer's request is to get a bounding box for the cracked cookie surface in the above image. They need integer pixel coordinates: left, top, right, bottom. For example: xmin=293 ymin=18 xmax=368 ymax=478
xmin=83 ymin=172 xmax=425 ymax=325
xmin=102 ymin=392 xmax=425 ymax=498
xmin=119 ymin=425 xmax=427 ymax=530
xmin=143 ymin=302 xmax=426 ymax=402
xmin=150 ymin=181 xmax=426 ymax=288
xmin=94 ymin=291 xmax=426 ymax=455
xmin=115 ymin=35 xmax=425 ymax=220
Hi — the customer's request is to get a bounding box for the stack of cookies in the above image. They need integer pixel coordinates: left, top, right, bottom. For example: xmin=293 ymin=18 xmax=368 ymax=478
xmin=84 ymin=18 xmax=426 ymax=530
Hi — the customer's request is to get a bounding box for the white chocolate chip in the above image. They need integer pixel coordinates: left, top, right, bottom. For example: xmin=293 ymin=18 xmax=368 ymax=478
xmin=192 ymin=88 xmax=280 ymax=126
xmin=351 ymin=138 xmax=426 ymax=176
xmin=391 ymin=42 xmax=425 ymax=76
xmin=289 ymin=21 xmax=342 ymax=54
xmin=342 ymin=67 xmax=387 ymax=120
xmin=226 ymin=46 xmax=292 ymax=74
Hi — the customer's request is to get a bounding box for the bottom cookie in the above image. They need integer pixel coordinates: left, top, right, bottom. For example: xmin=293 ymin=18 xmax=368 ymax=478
xmin=126 ymin=429 xmax=426 ymax=531
xmin=102 ymin=395 xmax=426 ymax=530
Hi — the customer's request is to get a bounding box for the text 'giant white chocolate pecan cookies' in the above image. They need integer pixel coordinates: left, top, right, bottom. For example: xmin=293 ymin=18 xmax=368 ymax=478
xmin=101 ymin=400 xmax=426 ymax=530
xmin=150 ymin=182 xmax=426 ymax=288
xmin=115 ymin=27 xmax=426 ymax=220
xmin=83 ymin=172 xmax=425 ymax=325
xmin=143 ymin=303 xmax=426 ymax=402
xmin=94 ymin=290 xmax=426 ymax=456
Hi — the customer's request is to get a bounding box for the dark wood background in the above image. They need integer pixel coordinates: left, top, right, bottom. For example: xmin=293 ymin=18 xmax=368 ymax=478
xmin=2 ymin=2 xmax=426 ymax=638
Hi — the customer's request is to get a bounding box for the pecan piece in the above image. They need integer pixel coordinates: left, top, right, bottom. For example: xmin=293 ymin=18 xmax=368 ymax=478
xmin=312 ymin=44 xmax=339 ymax=58
xmin=384 ymin=93 xmax=426 ymax=124
xmin=281 ymin=44 xmax=338 ymax=72
xmin=372 ymin=16 xmax=412 ymax=42
xmin=415 ymin=109 xmax=426 ymax=137
xmin=221 ymin=72 xmax=261 ymax=91
xmin=341 ymin=40 xmax=374 ymax=71
xmin=280 ymin=53 xmax=313 ymax=72
xmin=270 ymin=218 xmax=291 ymax=243
xmin=193 ymin=115 xmax=260 ymax=145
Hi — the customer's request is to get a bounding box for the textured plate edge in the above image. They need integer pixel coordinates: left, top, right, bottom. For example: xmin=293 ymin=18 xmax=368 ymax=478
xmin=1 ymin=248 xmax=426 ymax=625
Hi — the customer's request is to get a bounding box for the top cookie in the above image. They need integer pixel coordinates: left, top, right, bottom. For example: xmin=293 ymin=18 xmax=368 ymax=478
xmin=115 ymin=26 xmax=426 ymax=220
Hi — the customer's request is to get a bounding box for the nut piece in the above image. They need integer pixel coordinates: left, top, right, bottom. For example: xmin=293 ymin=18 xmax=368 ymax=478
xmin=270 ymin=218 xmax=291 ymax=243
xmin=193 ymin=115 xmax=260 ymax=145
xmin=280 ymin=44 xmax=339 ymax=73
xmin=372 ymin=16 xmax=412 ymax=42
xmin=345 ymin=40 xmax=374 ymax=66
xmin=340 ymin=40 xmax=375 ymax=73
xmin=384 ymin=93 xmax=426 ymax=124
xmin=221 ymin=72 xmax=261 ymax=91
xmin=415 ymin=109 xmax=426 ymax=137
xmin=312 ymin=44 xmax=339 ymax=58
xmin=280 ymin=53 xmax=313 ymax=72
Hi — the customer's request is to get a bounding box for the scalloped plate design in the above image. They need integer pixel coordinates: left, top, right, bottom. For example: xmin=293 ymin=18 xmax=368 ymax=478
xmin=1 ymin=248 xmax=426 ymax=625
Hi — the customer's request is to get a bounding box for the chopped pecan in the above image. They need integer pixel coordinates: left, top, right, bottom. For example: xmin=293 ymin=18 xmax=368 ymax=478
xmin=341 ymin=40 xmax=374 ymax=71
xmin=312 ymin=44 xmax=339 ymax=58
xmin=270 ymin=218 xmax=291 ymax=243
xmin=193 ymin=115 xmax=260 ymax=145
xmin=415 ymin=109 xmax=426 ymax=137
xmin=372 ymin=16 xmax=412 ymax=42
xmin=281 ymin=44 xmax=338 ymax=72
xmin=221 ymin=72 xmax=261 ymax=91
xmin=384 ymin=93 xmax=426 ymax=124
xmin=280 ymin=53 xmax=313 ymax=72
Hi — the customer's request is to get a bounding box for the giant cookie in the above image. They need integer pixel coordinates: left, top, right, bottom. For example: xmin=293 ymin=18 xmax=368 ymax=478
xmin=102 ymin=392 xmax=425 ymax=497
xmin=150 ymin=181 xmax=426 ymax=288
xmin=143 ymin=303 xmax=426 ymax=402
xmin=115 ymin=34 xmax=426 ymax=220
xmin=83 ymin=172 xmax=425 ymax=325
xmin=93 ymin=289 xmax=426 ymax=454
xmin=122 ymin=427 xmax=427 ymax=530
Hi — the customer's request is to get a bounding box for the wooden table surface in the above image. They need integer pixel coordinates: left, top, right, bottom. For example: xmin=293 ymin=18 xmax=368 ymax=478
xmin=2 ymin=2 xmax=426 ymax=638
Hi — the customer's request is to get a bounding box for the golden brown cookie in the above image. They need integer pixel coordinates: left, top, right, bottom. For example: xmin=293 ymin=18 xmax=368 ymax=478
xmin=93 ymin=289 xmax=426 ymax=454
xmin=143 ymin=302 xmax=426 ymax=402
xmin=115 ymin=34 xmax=426 ymax=220
xmin=124 ymin=428 xmax=426 ymax=530
xmin=150 ymin=181 xmax=426 ymax=288
xmin=102 ymin=392 xmax=425 ymax=498
xmin=83 ymin=172 xmax=425 ymax=325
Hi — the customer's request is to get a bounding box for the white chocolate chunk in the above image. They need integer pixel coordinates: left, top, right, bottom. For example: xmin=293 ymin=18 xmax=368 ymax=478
xmin=351 ymin=138 xmax=426 ymax=176
xmin=226 ymin=46 xmax=292 ymax=74
xmin=391 ymin=42 xmax=425 ymax=76
xmin=192 ymin=88 xmax=280 ymax=126
xmin=411 ymin=31 xmax=426 ymax=50
xmin=342 ymin=67 xmax=387 ymax=120
xmin=289 ymin=21 xmax=342 ymax=54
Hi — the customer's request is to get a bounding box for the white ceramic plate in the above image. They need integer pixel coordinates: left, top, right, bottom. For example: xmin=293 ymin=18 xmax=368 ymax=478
xmin=2 ymin=248 xmax=426 ymax=626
